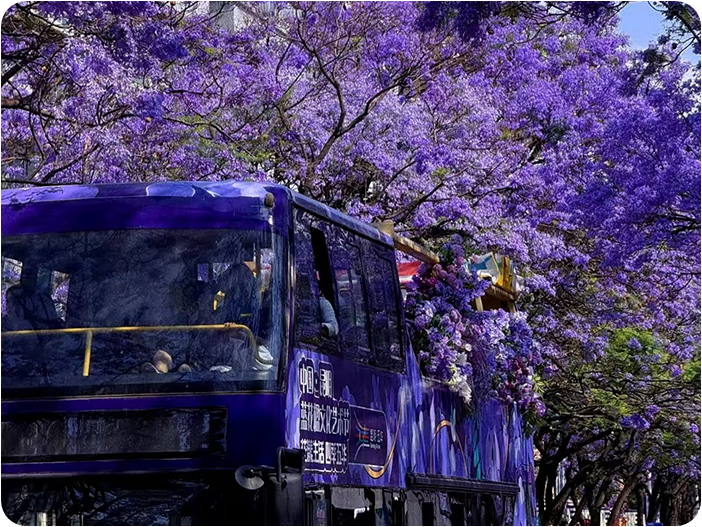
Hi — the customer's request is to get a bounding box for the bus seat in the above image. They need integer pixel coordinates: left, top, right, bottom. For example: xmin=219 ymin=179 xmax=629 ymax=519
xmin=4 ymin=284 xmax=61 ymax=331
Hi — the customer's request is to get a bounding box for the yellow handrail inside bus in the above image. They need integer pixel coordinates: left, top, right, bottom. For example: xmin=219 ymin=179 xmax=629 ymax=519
xmin=3 ymin=323 xmax=258 ymax=377
xmin=83 ymin=330 xmax=93 ymax=376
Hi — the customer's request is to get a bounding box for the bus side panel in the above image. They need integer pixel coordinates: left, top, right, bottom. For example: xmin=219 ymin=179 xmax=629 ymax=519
xmin=285 ymin=343 xmax=538 ymax=524
xmin=404 ymin=351 xmax=472 ymax=479
xmin=405 ymin=345 xmax=538 ymax=525
xmin=285 ymin=347 xmax=410 ymax=489
xmin=507 ymin=405 xmax=539 ymax=526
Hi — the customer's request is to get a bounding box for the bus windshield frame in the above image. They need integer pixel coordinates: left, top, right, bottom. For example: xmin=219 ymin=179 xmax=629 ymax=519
xmin=1 ymin=225 xmax=289 ymax=398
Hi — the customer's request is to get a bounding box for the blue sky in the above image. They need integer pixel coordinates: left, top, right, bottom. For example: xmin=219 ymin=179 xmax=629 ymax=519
xmin=617 ymin=1 xmax=700 ymax=63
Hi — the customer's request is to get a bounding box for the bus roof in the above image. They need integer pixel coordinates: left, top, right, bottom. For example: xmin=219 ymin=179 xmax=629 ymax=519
xmin=1 ymin=180 xmax=281 ymax=204
xmin=1 ymin=181 xmax=393 ymax=247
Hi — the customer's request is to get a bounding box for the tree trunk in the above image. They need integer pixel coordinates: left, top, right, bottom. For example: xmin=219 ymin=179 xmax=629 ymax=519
xmin=661 ymin=487 xmax=675 ymax=526
xmin=647 ymin=475 xmax=663 ymax=524
xmin=668 ymin=493 xmax=681 ymax=525
xmin=679 ymin=482 xmax=700 ymax=525
xmin=607 ymin=473 xmax=640 ymax=526
xmin=661 ymin=476 xmax=690 ymax=526
xmin=589 ymin=475 xmax=613 ymax=526
xmin=588 ymin=506 xmax=602 ymax=526
xmin=636 ymin=484 xmax=646 ymax=527
xmin=547 ymin=474 xmax=557 ymax=521
xmin=569 ymin=487 xmax=589 ymax=526
xmin=548 ymin=469 xmax=592 ymax=525
xmin=536 ymin=463 xmax=557 ymax=525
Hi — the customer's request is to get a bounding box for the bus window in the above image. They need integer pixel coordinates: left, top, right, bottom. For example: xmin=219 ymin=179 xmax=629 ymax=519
xmin=293 ymin=212 xmax=338 ymax=352
xmin=327 ymin=237 xmax=372 ymax=365
xmin=50 ymin=270 xmax=70 ymax=322
xmin=311 ymin=228 xmax=335 ymax=307
xmin=305 ymin=490 xmax=329 ymax=526
xmin=2 ymin=260 xmax=63 ymax=331
xmin=500 ymin=495 xmax=515 ymax=525
xmin=363 ymin=244 xmax=404 ymax=371
xmin=464 ymin=493 xmax=476 ymax=525
xmin=1 ymin=257 xmax=22 ymax=317
xmin=491 ymin=494 xmax=506 ymax=526
xmin=294 ymin=209 xmax=375 ymax=366
xmin=437 ymin=493 xmax=453 ymax=526
xmin=1 ymin=228 xmax=285 ymax=397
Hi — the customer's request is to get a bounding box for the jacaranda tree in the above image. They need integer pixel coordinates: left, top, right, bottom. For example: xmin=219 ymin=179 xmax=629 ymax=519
xmin=2 ymin=2 xmax=699 ymax=524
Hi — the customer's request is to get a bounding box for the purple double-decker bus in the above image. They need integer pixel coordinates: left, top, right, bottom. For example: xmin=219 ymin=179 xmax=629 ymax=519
xmin=1 ymin=182 xmax=536 ymax=526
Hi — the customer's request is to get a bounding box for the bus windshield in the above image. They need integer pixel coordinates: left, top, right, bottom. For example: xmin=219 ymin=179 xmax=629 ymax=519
xmin=1 ymin=228 xmax=286 ymax=396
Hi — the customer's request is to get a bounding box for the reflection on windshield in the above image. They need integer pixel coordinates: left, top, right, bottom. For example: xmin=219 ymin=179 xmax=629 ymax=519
xmin=1 ymin=228 xmax=285 ymax=395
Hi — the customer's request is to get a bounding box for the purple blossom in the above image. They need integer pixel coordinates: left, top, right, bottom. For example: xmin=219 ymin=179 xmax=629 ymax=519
xmin=406 ymin=240 xmax=542 ymax=412
xmin=620 ymin=414 xmax=651 ymax=431
xmin=627 ymin=337 xmax=643 ymax=351
xmin=645 ymin=404 xmax=660 ymax=420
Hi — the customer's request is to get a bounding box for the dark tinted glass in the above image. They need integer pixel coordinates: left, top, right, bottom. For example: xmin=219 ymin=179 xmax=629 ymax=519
xmin=1 ymin=228 xmax=286 ymax=397
xmin=293 ymin=208 xmax=403 ymax=371
xmin=362 ymin=243 xmax=404 ymax=371
xmin=327 ymin=239 xmax=372 ymax=364
xmin=293 ymin=211 xmax=326 ymax=349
